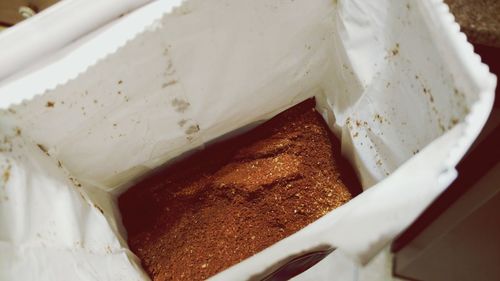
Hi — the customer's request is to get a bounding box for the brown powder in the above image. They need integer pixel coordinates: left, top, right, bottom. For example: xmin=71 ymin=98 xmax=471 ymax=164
xmin=119 ymin=99 xmax=361 ymax=281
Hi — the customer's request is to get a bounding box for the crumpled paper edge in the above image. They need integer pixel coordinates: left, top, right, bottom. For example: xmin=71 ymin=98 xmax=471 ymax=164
xmin=422 ymin=0 xmax=497 ymax=170
xmin=0 ymin=0 xmax=184 ymax=110
xmin=209 ymin=0 xmax=497 ymax=279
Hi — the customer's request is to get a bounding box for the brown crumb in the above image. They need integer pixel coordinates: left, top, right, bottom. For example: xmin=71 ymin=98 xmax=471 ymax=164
xmin=3 ymin=167 xmax=10 ymax=183
xmin=389 ymin=43 xmax=400 ymax=56
xmin=94 ymin=203 xmax=104 ymax=214
xmin=374 ymin=113 xmax=384 ymax=124
xmin=37 ymin=144 xmax=49 ymax=156
xmin=46 ymin=101 xmax=55 ymax=108
xmin=162 ymin=80 xmax=178 ymax=88
xmin=178 ymin=119 xmax=188 ymax=127
xmin=171 ymin=98 xmax=190 ymax=112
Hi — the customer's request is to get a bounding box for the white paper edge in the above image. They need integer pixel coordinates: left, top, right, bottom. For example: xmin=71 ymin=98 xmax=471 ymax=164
xmin=0 ymin=0 xmax=155 ymax=81
xmin=208 ymin=0 xmax=497 ymax=279
xmin=0 ymin=0 xmax=184 ymax=109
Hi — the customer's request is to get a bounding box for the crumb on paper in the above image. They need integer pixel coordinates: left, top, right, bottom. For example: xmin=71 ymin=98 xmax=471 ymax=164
xmin=392 ymin=45 xmax=399 ymax=55
xmin=185 ymin=124 xmax=200 ymax=135
xmin=37 ymin=144 xmax=49 ymax=156
xmin=178 ymin=119 xmax=188 ymax=127
xmin=69 ymin=176 xmax=82 ymax=188
xmin=374 ymin=113 xmax=384 ymax=124
xmin=94 ymin=203 xmax=104 ymax=215
xmin=3 ymin=166 xmax=11 ymax=183
xmin=171 ymin=98 xmax=190 ymax=113
xmin=162 ymin=80 xmax=178 ymax=88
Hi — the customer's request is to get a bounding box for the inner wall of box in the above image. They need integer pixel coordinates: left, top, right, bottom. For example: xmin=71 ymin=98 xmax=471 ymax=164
xmin=5 ymin=0 xmax=343 ymax=192
xmin=0 ymin=0 xmax=483 ymax=279
xmin=111 ymin=89 xmax=333 ymax=196
xmin=2 ymin=0 xmax=475 ymax=227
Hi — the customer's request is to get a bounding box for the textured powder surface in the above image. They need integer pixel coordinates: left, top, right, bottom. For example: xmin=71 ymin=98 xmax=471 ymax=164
xmin=119 ymin=99 xmax=361 ymax=281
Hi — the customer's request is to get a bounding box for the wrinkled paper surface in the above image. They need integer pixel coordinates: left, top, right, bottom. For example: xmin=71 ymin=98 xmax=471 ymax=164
xmin=0 ymin=0 xmax=495 ymax=280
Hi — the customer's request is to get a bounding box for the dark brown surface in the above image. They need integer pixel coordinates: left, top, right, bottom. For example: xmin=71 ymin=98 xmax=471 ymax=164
xmin=445 ymin=0 xmax=500 ymax=47
xmin=119 ymin=99 xmax=361 ymax=281
xmin=0 ymin=0 xmax=60 ymax=27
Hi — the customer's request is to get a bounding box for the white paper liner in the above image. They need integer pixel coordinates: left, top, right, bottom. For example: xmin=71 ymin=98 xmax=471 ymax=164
xmin=0 ymin=0 xmax=495 ymax=280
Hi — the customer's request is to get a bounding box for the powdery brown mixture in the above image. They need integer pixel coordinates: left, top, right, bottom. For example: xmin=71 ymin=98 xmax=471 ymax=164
xmin=119 ymin=99 xmax=361 ymax=281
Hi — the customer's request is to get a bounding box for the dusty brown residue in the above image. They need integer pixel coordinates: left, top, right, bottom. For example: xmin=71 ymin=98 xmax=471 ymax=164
xmin=3 ymin=165 xmax=11 ymax=183
xmin=105 ymin=245 xmax=112 ymax=254
xmin=389 ymin=43 xmax=400 ymax=57
xmin=69 ymin=176 xmax=82 ymax=188
xmin=374 ymin=113 xmax=384 ymax=124
xmin=162 ymin=80 xmax=178 ymax=88
xmin=171 ymin=98 xmax=190 ymax=113
xmin=423 ymin=87 xmax=434 ymax=103
xmin=94 ymin=203 xmax=104 ymax=215
xmin=178 ymin=119 xmax=188 ymax=127
xmin=185 ymin=124 xmax=200 ymax=135
xmin=37 ymin=144 xmax=49 ymax=156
